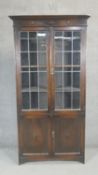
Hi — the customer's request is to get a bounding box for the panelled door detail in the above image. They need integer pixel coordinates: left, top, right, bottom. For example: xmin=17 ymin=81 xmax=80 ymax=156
xmin=53 ymin=30 xmax=81 ymax=154
xmin=20 ymin=31 xmax=48 ymax=110
xmin=19 ymin=30 xmax=51 ymax=155
xmin=54 ymin=30 xmax=81 ymax=110
xmin=19 ymin=28 xmax=82 ymax=157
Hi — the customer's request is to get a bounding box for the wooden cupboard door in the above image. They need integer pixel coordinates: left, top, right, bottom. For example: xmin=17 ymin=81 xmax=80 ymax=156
xmin=54 ymin=30 xmax=81 ymax=111
xmin=20 ymin=118 xmax=51 ymax=155
xmin=54 ymin=118 xmax=80 ymax=154
xmin=52 ymin=29 xmax=84 ymax=157
xmin=18 ymin=29 xmax=53 ymax=158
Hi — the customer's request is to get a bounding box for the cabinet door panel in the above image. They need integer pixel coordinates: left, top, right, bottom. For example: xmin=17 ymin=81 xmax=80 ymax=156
xmin=54 ymin=30 xmax=81 ymax=110
xmin=21 ymin=118 xmax=49 ymax=154
xmin=54 ymin=118 xmax=80 ymax=153
xmin=20 ymin=31 xmax=48 ymax=110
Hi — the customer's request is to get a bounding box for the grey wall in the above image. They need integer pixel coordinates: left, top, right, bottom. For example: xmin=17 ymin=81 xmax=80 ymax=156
xmin=0 ymin=0 xmax=98 ymax=147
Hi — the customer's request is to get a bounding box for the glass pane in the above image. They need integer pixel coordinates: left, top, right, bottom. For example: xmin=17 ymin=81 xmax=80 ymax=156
xmin=39 ymin=92 xmax=48 ymax=109
xmin=30 ymin=72 xmax=38 ymax=88
xmin=64 ymin=40 xmax=72 ymax=51
xmin=39 ymin=67 xmax=46 ymax=71
xmin=22 ymin=92 xmax=29 ymax=109
xmin=20 ymin=32 xmax=28 ymax=38
xmin=30 ymin=52 xmax=37 ymax=65
xmin=31 ymin=92 xmax=38 ymax=109
xmin=55 ymin=31 xmax=63 ymax=37
xmin=55 ymin=52 xmax=62 ymax=65
xmin=73 ymin=31 xmax=80 ymax=37
xmin=64 ymin=72 xmax=71 ymax=88
xmin=29 ymin=39 xmax=37 ymax=51
xmin=64 ymin=92 xmax=71 ymax=108
xmin=21 ymin=53 xmax=28 ymax=66
xmin=73 ymin=67 xmax=80 ymax=71
xmin=55 ymin=39 xmax=62 ymax=50
xmin=39 ymin=72 xmax=47 ymax=89
xmin=64 ymin=52 xmax=71 ymax=65
xmin=21 ymin=39 xmax=28 ymax=51
xmin=55 ymin=72 xmax=62 ymax=89
xmin=22 ymin=72 xmax=29 ymax=89
xmin=55 ymin=92 xmax=64 ymax=108
xmin=54 ymin=31 xmax=63 ymax=48
xmin=29 ymin=32 xmax=36 ymax=38
xmin=73 ymin=92 xmax=80 ymax=109
xmin=64 ymin=31 xmax=72 ymax=37
xmin=55 ymin=67 xmax=62 ymax=71
xmin=38 ymin=52 xmax=47 ymax=66
xmin=73 ymin=39 xmax=80 ymax=50
xmin=30 ymin=67 xmax=37 ymax=72
xmin=73 ymin=52 xmax=80 ymax=65
xmin=73 ymin=72 xmax=80 ymax=88
xmin=37 ymin=32 xmax=47 ymax=51
xmin=22 ymin=67 xmax=29 ymax=71
xmin=64 ymin=67 xmax=71 ymax=71
xmin=54 ymin=31 xmax=62 ymax=50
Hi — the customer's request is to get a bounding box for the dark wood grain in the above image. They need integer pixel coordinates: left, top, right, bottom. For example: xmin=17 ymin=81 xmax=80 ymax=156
xmin=10 ymin=15 xmax=89 ymax=164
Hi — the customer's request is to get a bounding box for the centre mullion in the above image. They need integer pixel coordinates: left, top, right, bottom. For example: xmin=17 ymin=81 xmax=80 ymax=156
xmin=49 ymin=27 xmax=55 ymax=112
xmin=37 ymin=32 xmax=40 ymax=109
xmin=28 ymin=32 xmax=31 ymax=109
xmin=71 ymin=31 xmax=73 ymax=109
xmin=62 ymin=31 xmax=64 ymax=109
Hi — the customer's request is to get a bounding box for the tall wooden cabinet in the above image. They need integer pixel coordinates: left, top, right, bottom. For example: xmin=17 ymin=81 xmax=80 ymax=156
xmin=10 ymin=15 xmax=89 ymax=164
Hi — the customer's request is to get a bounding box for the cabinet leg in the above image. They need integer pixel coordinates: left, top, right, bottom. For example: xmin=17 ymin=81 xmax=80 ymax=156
xmin=18 ymin=154 xmax=26 ymax=165
xmin=79 ymin=155 xmax=85 ymax=164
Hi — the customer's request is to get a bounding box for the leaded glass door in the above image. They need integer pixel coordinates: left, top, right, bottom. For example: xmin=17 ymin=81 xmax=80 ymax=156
xmin=20 ymin=29 xmax=81 ymax=112
xmin=19 ymin=29 xmax=53 ymax=156
xmin=53 ymin=29 xmax=83 ymax=155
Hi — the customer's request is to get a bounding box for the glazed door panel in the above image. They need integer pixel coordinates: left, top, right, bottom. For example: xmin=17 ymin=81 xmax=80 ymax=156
xmin=52 ymin=29 xmax=84 ymax=157
xmin=20 ymin=31 xmax=49 ymax=110
xmin=19 ymin=29 xmax=53 ymax=157
xmin=54 ymin=30 xmax=81 ymax=110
